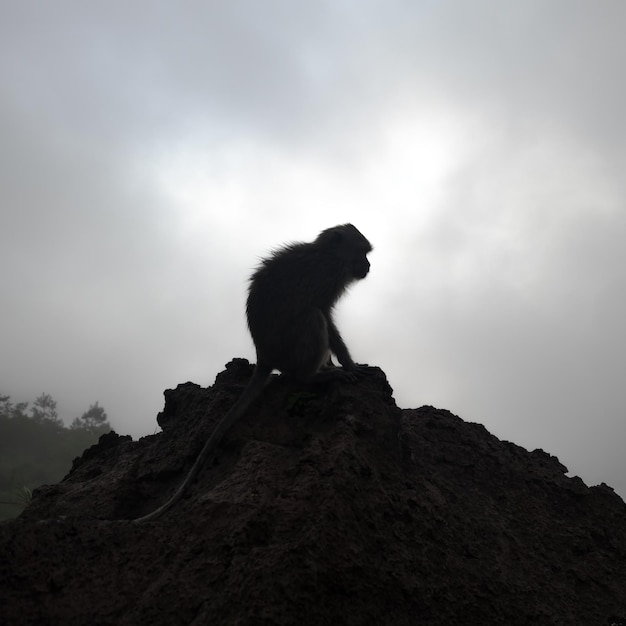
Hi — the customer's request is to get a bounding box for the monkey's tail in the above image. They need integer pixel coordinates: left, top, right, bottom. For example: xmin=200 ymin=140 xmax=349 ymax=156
xmin=132 ymin=363 xmax=273 ymax=524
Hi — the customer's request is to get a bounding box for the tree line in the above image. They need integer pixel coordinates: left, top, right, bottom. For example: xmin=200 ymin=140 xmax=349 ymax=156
xmin=0 ymin=393 xmax=111 ymax=520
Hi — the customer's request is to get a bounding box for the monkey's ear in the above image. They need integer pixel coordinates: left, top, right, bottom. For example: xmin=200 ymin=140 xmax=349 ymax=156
xmin=316 ymin=226 xmax=343 ymax=246
xmin=328 ymin=229 xmax=344 ymax=245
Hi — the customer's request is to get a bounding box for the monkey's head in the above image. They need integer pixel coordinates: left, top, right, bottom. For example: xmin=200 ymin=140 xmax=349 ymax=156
xmin=316 ymin=223 xmax=372 ymax=281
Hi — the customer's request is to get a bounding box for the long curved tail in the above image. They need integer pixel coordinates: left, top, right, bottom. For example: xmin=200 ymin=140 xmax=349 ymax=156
xmin=133 ymin=364 xmax=273 ymax=523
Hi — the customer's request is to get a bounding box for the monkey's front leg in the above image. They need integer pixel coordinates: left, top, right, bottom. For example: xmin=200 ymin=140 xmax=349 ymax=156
xmin=326 ymin=317 xmax=370 ymax=377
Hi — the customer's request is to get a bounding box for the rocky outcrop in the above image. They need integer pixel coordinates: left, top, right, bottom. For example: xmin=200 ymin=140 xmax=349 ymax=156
xmin=1 ymin=359 xmax=625 ymax=625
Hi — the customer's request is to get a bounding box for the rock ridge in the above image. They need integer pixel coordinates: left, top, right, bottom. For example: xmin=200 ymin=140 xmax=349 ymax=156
xmin=1 ymin=359 xmax=625 ymax=625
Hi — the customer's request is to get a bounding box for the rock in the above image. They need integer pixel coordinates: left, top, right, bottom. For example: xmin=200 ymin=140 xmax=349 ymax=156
xmin=1 ymin=359 xmax=625 ymax=625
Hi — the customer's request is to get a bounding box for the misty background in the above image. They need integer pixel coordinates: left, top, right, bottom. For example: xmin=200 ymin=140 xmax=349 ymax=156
xmin=1 ymin=2 xmax=624 ymax=499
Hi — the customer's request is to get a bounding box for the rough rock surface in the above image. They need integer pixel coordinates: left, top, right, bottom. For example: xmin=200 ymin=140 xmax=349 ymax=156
xmin=1 ymin=359 xmax=625 ymax=625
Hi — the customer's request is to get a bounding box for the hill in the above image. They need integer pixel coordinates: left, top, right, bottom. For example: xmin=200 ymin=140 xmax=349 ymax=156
xmin=1 ymin=359 xmax=625 ymax=625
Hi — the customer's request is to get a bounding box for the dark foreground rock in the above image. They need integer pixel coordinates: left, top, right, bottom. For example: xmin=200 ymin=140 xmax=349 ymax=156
xmin=1 ymin=359 xmax=625 ymax=625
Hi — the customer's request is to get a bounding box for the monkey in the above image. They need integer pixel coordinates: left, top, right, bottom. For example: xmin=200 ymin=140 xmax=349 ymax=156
xmin=133 ymin=224 xmax=372 ymax=523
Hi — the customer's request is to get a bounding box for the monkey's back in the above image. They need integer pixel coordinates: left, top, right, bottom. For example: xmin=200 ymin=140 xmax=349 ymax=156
xmin=246 ymin=242 xmax=346 ymax=357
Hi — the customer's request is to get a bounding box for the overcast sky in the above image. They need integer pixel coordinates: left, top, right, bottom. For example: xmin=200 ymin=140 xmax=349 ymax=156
xmin=2 ymin=1 xmax=625 ymax=499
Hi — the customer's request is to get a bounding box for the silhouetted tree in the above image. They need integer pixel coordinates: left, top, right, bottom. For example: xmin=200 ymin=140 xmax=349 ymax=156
xmin=0 ymin=395 xmax=28 ymax=420
xmin=70 ymin=402 xmax=109 ymax=433
xmin=31 ymin=393 xmax=63 ymax=426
